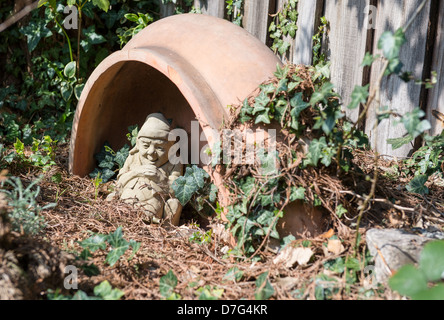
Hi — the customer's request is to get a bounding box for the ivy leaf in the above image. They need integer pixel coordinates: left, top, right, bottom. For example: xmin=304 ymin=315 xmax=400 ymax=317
xmin=159 ymin=270 xmax=178 ymax=298
xmin=378 ymin=28 xmax=406 ymax=61
xmin=81 ymin=26 xmax=106 ymax=52
xmin=412 ymin=284 xmax=444 ymax=301
xmin=171 ymin=166 xmax=209 ymax=205
xmin=255 ymin=109 xmax=271 ymax=125
xmin=290 ymin=93 xmax=309 ymax=122
xmin=361 ymin=52 xmax=379 ymax=67
xmin=335 ymin=204 xmax=348 ymax=218
xmin=406 ymin=175 xmax=429 ymax=195
xmin=187 ymin=165 xmax=209 ymax=189
xmin=348 ymin=85 xmax=369 ymax=110
xmin=309 ymin=82 xmax=335 ymax=106
xmin=78 ymin=234 xmax=108 ymax=253
xmin=114 ymin=145 xmax=129 ymax=168
xmin=20 ymin=19 xmax=52 ymax=52
xmin=128 ymin=240 xmax=141 ymax=261
xmin=274 ymin=63 xmax=289 ymax=79
xmin=387 ymin=135 xmax=414 ymax=150
xmin=308 ymin=137 xmax=328 ymax=166
xmin=92 ymin=0 xmax=110 ymax=12
xmin=290 ymin=187 xmax=306 ymax=202
xmin=389 ymin=265 xmax=428 ymax=298
xmin=253 ymin=92 xmax=270 ymax=115
xmin=105 ymin=227 xmax=130 ymax=266
xmin=93 ymin=281 xmax=124 ymax=300
xmin=322 ymin=108 xmax=343 ymax=135
xmin=223 ymin=267 xmax=244 ymax=283
xmin=419 ymin=240 xmax=444 ymax=282
xmin=401 ymin=108 xmax=431 ymax=139
xmin=255 ymin=272 xmax=275 ymax=300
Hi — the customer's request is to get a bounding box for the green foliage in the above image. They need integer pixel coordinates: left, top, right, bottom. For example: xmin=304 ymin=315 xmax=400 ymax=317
xmin=406 ymin=175 xmax=429 ymax=195
xmin=255 ymin=272 xmax=275 ymax=300
xmin=48 ymin=280 xmax=124 ymax=300
xmin=171 ymin=165 xmax=210 ymax=206
xmin=405 ymin=130 xmax=444 ymax=177
xmin=269 ymin=0 xmax=298 ymax=57
xmin=78 ymin=226 xmax=140 ymax=267
xmin=389 ymin=240 xmax=444 ymax=300
xmin=226 ymin=0 xmax=244 ymax=26
xmin=90 ymin=142 xmax=130 ymax=183
xmin=227 ymin=61 xmax=368 ymax=256
xmin=117 ymin=12 xmax=154 ymax=47
xmin=4 ymin=136 xmax=58 ymax=171
xmin=189 ymin=229 xmax=212 ymax=245
xmin=89 ymin=125 xmax=138 ymax=183
xmin=223 ymin=267 xmax=244 ymax=283
xmin=159 ymin=269 xmax=181 ymax=300
xmin=1 ymin=176 xmax=56 ymax=235
xmin=312 ymin=16 xmax=328 ymax=66
xmin=195 ymin=285 xmax=224 ymax=300
xmin=0 ymin=0 xmax=160 ymax=150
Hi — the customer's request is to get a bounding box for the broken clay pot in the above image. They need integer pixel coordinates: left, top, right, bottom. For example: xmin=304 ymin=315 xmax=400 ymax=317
xmin=69 ymin=13 xmax=323 ymax=239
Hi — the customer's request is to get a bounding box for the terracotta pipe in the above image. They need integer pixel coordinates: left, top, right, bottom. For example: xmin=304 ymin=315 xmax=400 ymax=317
xmin=69 ymin=13 xmax=281 ymax=176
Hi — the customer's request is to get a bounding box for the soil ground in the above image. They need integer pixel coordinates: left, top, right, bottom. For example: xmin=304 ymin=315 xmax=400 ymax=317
xmin=1 ymin=143 xmax=443 ymax=300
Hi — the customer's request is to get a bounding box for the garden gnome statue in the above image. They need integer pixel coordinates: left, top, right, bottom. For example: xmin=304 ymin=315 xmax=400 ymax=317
xmin=113 ymin=113 xmax=183 ymax=226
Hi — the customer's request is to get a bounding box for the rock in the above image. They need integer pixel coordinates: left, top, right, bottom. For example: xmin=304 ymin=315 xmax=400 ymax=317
xmin=366 ymin=229 xmax=434 ymax=283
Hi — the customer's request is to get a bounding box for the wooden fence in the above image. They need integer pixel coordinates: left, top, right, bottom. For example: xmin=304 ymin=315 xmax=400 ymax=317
xmin=160 ymin=0 xmax=444 ymax=158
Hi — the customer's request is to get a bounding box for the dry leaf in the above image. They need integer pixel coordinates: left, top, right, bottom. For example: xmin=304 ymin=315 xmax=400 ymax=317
xmin=273 ymin=246 xmax=314 ymax=268
xmin=320 ymin=229 xmax=335 ymax=239
xmin=327 ymin=239 xmax=345 ymax=255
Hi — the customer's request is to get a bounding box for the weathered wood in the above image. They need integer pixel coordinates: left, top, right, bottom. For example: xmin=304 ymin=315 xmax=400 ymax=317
xmin=365 ymin=0 xmax=432 ymax=158
xmin=159 ymin=0 xmax=175 ymax=18
xmin=428 ymin=1 xmax=444 ymax=135
xmin=243 ymin=0 xmax=276 ymax=44
xmin=193 ymin=0 xmax=226 ymax=18
xmin=293 ymin=0 xmax=324 ymax=66
xmin=324 ymin=0 xmax=372 ymax=123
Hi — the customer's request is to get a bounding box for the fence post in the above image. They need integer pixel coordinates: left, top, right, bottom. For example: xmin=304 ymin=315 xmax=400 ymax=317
xmin=365 ymin=0 xmax=432 ymax=158
xmin=293 ymin=0 xmax=324 ymax=66
xmin=243 ymin=0 xmax=276 ymax=45
xmin=193 ymin=0 xmax=226 ymax=18
xmin=324 ymin=0 xmax=374 ymax=123
xmin=428 ymin=1 xmax=444 ymax=135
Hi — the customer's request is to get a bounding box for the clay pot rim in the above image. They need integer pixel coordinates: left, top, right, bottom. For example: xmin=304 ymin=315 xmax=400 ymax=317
xmin=69 ymin=46 xmax=222 ymax=174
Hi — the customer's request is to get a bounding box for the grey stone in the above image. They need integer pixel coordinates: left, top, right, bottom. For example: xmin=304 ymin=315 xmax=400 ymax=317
xmin=366 ymin=229 xmax=434 ymax=283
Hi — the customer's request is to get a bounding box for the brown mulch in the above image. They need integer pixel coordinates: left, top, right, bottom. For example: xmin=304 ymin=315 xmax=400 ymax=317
xmin=1 ymin=142 xmax=442 ymax=301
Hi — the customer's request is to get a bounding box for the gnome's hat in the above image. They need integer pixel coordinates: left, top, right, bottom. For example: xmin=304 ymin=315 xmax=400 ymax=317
xmin=138 ymin=113 xmax=171 ymax=140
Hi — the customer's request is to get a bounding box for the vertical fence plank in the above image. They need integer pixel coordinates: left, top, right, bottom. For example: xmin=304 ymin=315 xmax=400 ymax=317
xmin=324 ymin=0 xmax=372 ymax=123
xmin=159 ymin=0 xmax=175 ymax=18
xmin=293 ymin=0 xmax=324 ymax=65
xmin=428 ymin=1 xmax=444 ymax=136
xmin=365 ymin=1 xmax=432 ymax=158
xmin=193 ymin=0 xmax=226 ymax=18
xmin=243 ymin=0 xmax=276 ymax=44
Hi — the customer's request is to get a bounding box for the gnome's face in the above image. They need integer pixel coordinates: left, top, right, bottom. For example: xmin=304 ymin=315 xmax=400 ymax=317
xmin=137 ymin=113 xmax=173 ymax=167
xmin=137 ymin=137 xmax=171 ymax=167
